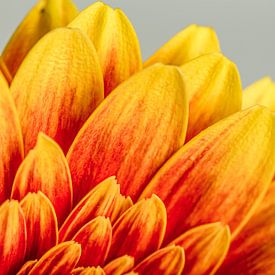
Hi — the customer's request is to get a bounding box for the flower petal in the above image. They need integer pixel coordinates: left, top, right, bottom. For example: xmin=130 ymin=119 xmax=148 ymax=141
xmin=107 ymin=195 xmax=167 ymax=263
xmin=0 ymin=74 xmax=24 ymax=203
xmin=59 ymin=177 xmax=125 ymax=242
xmin=134 ymin=245 xmax=185 ymax=275
xmin=218 ymin=182 xmax=275 ymax=274
xmin=72 ymin=216 xmax=112 ymax=267
xmin=144 ymin=24 xmax=220 ymax=67
xmin=140 ymin=106 xmax=275 ymax=243
xmin=20 ymin=191 xmax=58 ymax=260
xmin=2 ymin=0 xmax=78 ymax=77
xmin=0 ymin=200 xmax=26 ymax=274
xmin=67 ymin=64 xmax=188 ymax=204
xmin=72 ymin=267 xmax=106 ymax=275
xmin=180 ymin=53 xmax=242 ymax=141
xmin=10 ymin=27 xmax=104 ymax=154
xmin=17 ymin=260 xmax=37 ymax=275
xmin=11 ymin=133 xmax=72 ymax=225
xmin=0 ymin=55 xmax=12 ymax=84
xmin=104 ymin=256 xmax=134 ymax=275
xmin=69 ymin=2 xmax=142 ymax=96
xmin=28 ymin=241 xmax=81 ymax=275
xmin=170 ymin=222 xmax=230 ymax=275
xmin=243 ymin=76 xmax=275 ymax=112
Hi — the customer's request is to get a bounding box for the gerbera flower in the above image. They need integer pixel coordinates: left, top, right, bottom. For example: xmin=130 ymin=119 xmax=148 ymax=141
xmin=0 ymin=1 xmax=274 ymax=274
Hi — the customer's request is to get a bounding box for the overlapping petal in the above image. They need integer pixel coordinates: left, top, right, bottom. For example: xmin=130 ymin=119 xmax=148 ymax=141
xmin=17 ymin=260 xmax=37 ymax=275
xmin=67 ymin=64 xmax=188 ymax=203
xmin=140 ymin=106 xmax=275 ymax=243
xmin=2 ymin=0 xmax=78 ymax=77
xmin=72 ymin=267 xmax=106 ymax=275
xmin=10 ymin=27 xmax=104 ymax=153
xmin=69 ymin=2 xmax=142 ymax=96
xmin=0 ymin=55 xmax=12 ymax=84
xmin=180 ymin=53 xmax=242 ymax=141
xmin=104 ymin=256 xmax=134 ymax=275
xmin=144 ymin=24 xmax=220 ymax=67
xmin=11 ymin=133 xmax=72 ymax=225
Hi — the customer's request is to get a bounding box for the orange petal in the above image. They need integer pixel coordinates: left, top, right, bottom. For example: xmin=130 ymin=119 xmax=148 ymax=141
xmin=59 ymin=177 xmax=124 ymax=242
xmin=180 ymin=53 xmax=242 ymax=141
xmin=10 ymin=27 xmax=104 ymax=154
xmin=2 ymin=0 xmax=78 ymax=77
xmin=20 ymin=191 xmax=58 ymax=260
xmin=72 ymin=267 xmax=106 ymax=275
xmin=17 ymin=260 xmax=37 ymax=275
xmin=104 ymin=256 xmax=134 ymax=275
xmin=0 ymin=74 xmax=24 ymax=203
xmin=72 ymin=216 xmax=112 ymax=267
xmin=67 ymin=64 xmax=188 ymax=203
xmin=11 ymin=133 xmax=72 ymax=225
xmin=28 ymin=241 xmax=81 ymax=275
xmin=243 ymin=76 xmax=275 ymax=112
xmin=69 ymin=2 xmax=142 ymax=96
xmin=0 ymin=200 xmax=26 ymax=274
xmin=144 ymin=24 xmax=220 ymax=67
xmin=218 ymin=182 xmax=275 ymax=274
xmin=170 ymin=222 xmax=230 ymax=275
xmin=134 ymin=245 xmax=185 ymax=275
xmin=140 ymin=106 xmax=275 ymax=243
xmin=107 ymin=195 xmax=167 ymax=263
xmin=0 ymin=55 xmax=12 ymax=84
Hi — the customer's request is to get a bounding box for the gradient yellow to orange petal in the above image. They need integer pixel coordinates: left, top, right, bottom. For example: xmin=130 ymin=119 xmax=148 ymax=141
xmin=72 ymin=267 xmax=106 ymax=275
xmin=104 ymin=256 xmax=134 ymax=275
xmin=0 ymin=56 xmax=12 ymax=84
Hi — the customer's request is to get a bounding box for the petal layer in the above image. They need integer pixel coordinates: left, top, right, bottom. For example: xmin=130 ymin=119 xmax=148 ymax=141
xmin=104 ymin=256 xmax=134 ymax=275
xmin=72 ymin=267 xmax=106 ymax=275
xmin=0 ymin=56 xmax=12 ymax=84
xmin=140 ymin=106 xmax=275 ymax=243
xmin=69 ymin=2 xmax=142 ymax=95
xmin=67 ymin=64 xmax=188 ymax=203
xmin=10 ymin=27 xmax=104 ymax=153
xmin=107 ymin=195 xmax=167 ymax=263
xmin=180 ymin=53 xmax=242 ymax=141
xmin=171 ymin=222 xmax=230 ymax=275
xmin=144 ymin=24 xmax=220 ymax=67
xmin=17 ymin=260 xmax=37 ymax=275
xmin=3 ymin=0 xmax=78 ymax=76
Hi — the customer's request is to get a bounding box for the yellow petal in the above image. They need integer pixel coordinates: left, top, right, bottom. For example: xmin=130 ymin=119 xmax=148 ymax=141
xmin=180 ymin=53 xmax=242 ymax=141
xmin=67 ymin=64 xmax=188 ymax=204
xmin=140 ymin=106 xmax=275 ymax=243
xmin=72 ymin=267 xmax=106 ymax=275
xmin=104 ymin=256 xmax=134 ymax=275
xmin=144 ymin=24 xmax=220 ymax=67
xmin=69 ymin=2 xmax=142 ymax=95
xmin=2 ymin=0 xmax=78 ymax=77
xmin=10 ymin=27 xmax=104 ymax=154
xmin=0 ymin=55 xmax=12 ymax=84
xmin=170 ymin=222 xmax=230 ymax=275
xmin=243 ymin=76 xmax=275 ymax=112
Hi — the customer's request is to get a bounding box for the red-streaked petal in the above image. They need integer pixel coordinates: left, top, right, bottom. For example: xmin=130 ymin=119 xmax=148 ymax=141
xmin=170 ymin=222 xmax=230 ymax=275
xmin=134 ymin=245 xmax=185 ymax=275
xmin=107 ymin=195 xmax=167 ymax=263
xmin=20 ymin=191 xmax=58 ymax=260
xmin=11 ymin=27 xmax=104 ymax=154
xmin=104 ymin=256 xmax=134 ymax=275
xmin=67 ymin=64 xmax=188 ymax=204
xmin=72 ymin=267 xmax=106 ymax=275
xmin=16 ymin=260 xmax=37 ymax=275
xmin=11 ymin=133 xmax=72 ymax=225
xmin=140 ymin=106 xmax=275 ymax=243
xmin=73 ymin=216 xmax=112 ymax=267
xmin=0 ymin=200 xmax=26 ymax=274
xmin=28 ymin=241 xmax=81 ymax=275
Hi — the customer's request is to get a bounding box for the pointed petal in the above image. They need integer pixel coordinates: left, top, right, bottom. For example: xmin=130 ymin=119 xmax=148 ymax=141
xmin=180 ymin=53 xmax=242 ymax=141
xmin=218 ymin=182 xmax=275 ymax=274
xmin=243 ymin=77 xmax=275 ymax=112
xmin=72 ymin=267 xmax=106 ymax=275
xmin=11 ymin=27 xmax=104 ymax=154
xmin=140 ymin=106 xmax=275 ymax=243
xmin=0 ymin=55 xmax=12 ymax=84
xmin=3 ymin=0 xmax=78 ymax=76
xmin=20 ymin=192 xmax=58 ymax=260
xmin=107 ymin=195 xmax=167 ymax=263
xmin=134 ymin=246 xmax=185 ymax=275
xmin=69 ymin=2 xmax=142 ymax=96
xmin=0 ymin=75 xmax=24 ymax=203
xmin=11 ymin=133 xmax=72 ymax=224
xmin=67 ymin=64 xmax=188 ymax=204
xmin=28 ymin=241 xmax=81 ymax=275
xmin=0 ymin=200 xmax=26 ymax=274
xmin=72 ymin=216 xmax=112 ymax=267
xmin=104 ymin=256 xmax=134 ymax=275
xmin=170 ymin=222 xmax=230 ymax=275
xmin=16 ymin=260 xmax=37 ymax=275
xmin=144 ymin=24 xmax=220 ymax=67
xmin=59 ymin=177 xmax=122 ymax=242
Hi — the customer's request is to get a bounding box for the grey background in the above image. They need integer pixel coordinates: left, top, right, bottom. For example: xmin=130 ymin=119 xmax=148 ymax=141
xmin=0 ymin=0 xmax=274 ymax=87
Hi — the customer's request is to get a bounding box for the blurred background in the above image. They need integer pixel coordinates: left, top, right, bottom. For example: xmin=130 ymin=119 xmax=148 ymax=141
xmin=0 ymin=0 xmax=274 ymax=87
